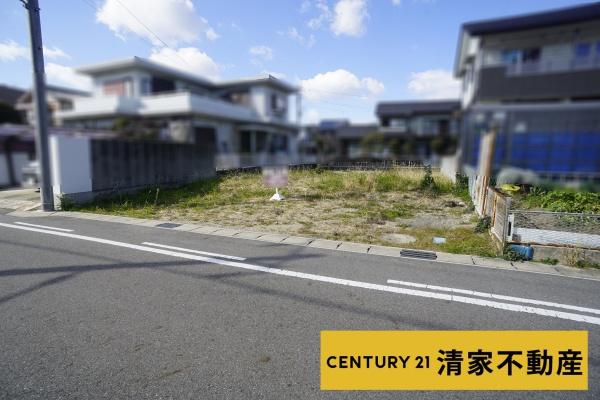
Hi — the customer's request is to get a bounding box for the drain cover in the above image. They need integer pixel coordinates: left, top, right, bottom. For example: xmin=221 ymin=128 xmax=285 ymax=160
xmin=400 ymin=249 xmax=437 ymax=260
xmin=156 ymin=223 xmax=181 ymax=229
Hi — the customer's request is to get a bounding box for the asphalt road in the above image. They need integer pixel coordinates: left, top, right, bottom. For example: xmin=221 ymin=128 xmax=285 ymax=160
xmin=0 ymin=211 xmax=598 ymax=399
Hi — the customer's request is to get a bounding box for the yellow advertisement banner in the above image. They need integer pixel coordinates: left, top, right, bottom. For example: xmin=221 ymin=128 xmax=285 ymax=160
xmin=321 ymin=331 xmax=587 ymax=391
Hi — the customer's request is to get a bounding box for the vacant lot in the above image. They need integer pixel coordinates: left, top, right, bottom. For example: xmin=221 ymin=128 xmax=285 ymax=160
xmin=75 ymin=168 xmax=497 ymax=257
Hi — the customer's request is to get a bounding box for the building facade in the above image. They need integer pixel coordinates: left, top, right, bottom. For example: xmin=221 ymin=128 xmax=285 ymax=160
xmin=56 ymin=57 xmax=301 ymax=170
xmin=16 ymin=85 xmax=90 ymax=127
xmin=455 ymin=3 xmax=600 ymax=181
xmin=376 ymin=100 xmax=461 ymax=162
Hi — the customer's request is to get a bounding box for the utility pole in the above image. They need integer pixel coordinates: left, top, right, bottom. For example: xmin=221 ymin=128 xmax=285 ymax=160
xmin=22 ymin=0 xmax=54 ymax=211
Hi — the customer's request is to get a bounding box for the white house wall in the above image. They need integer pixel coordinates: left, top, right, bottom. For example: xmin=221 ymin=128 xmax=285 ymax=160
xmin=50 ymin=135 xmax=92 ymax=201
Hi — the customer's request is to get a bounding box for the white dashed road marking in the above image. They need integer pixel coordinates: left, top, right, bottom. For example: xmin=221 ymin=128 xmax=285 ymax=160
xmin=387 ymin=279 xmax=600 ymax=316
xmin=142 ymin=242 xmax=246 ymax=261
xmin=15 ymin=221 xmax=74 ymax=232
xmin=1 ymin=222 xmax=599 ymax=326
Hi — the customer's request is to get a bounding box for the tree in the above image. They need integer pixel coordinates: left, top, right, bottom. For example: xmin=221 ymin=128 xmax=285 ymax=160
xmin=360 ymin=131 xmax=385 ymax=155
xmin=0 ymin=102 xmax=22 ymax=124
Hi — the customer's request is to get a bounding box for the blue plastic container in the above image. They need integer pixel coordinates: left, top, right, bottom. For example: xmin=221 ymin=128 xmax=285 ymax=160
xmin=508 ymin=244 xmax=533 ymax=261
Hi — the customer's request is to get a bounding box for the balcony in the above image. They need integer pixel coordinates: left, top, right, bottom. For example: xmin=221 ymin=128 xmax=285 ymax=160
xmin=140 ymin=92 xmax=259 ymax=121
xmin=58 ymin=91 xmax=292 ymax=124
xmin=57 ymin=95 xmax=140 ymax=119
xmin=477 ymin=66 xmax=600 ymax=102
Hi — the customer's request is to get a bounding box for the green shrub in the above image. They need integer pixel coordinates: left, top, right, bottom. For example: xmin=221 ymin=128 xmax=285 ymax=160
xmin=474 ymin=216 xmax=491 ymax=233
xmin=575 ymin=260 xmax=600 ymax=269
xmin=524 ymin=189 xmax=600 ymax=213
xmin=419 ymin=165 xmax=438 ymax=193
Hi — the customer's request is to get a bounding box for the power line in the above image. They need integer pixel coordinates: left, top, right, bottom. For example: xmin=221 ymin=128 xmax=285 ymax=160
xmin=79 ymin=0 xmax=193 ymax=70
xmin=112 ymin=0 xmax=193 ymax=68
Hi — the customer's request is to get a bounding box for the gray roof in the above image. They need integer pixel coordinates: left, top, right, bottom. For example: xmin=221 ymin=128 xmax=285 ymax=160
xmin=462 ymin=2 xmax=600 ymax=35
xmin=216 ymin=75 xmax=298 ymax=94
xmin=0 ymin=85 xmax=25 ymax=106
xmin=77 ymin=57 xmax=298 ymax=93
xmin=376 ymin=100 xmax=460 ymax=117
xmin=335 ymin=124 xmax=379 ymax=139
xmin=78 ymin=57 xmax=216 ymax=88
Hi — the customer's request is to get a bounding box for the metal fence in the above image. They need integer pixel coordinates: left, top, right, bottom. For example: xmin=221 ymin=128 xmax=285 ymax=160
xmin=509 ymin=210 xmax=600 ymax=249
xmin=468 ymin=173 xmax=600 ymax=249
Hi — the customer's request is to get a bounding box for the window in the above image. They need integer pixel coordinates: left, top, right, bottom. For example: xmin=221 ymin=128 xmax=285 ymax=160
xmin=151 ymin=77 xmax=175 ymax=94
xmin=574 ymin=42 xmax=591 ymax=59
xmin=521 ymin=48 xmax=541 ymax=73
xmin=522 ymin=48 xmax=540 ymax=63
xmin=103 ymin=78 xmax=131 ymax=96
xmin=141 ymin=77 xmax=151 ymax=95
xmin=573 ymin=42 xmax=592 ymax=68
xmin=501 ymin=49 xmax=521 ymax=65
xmin=270 ymin=94 xmax=285 ymax=112
xmin=389 ymin=118 xmax=407 ymax=132
xmin=270 ymin=134 xmax=288 ymax=153
xmin=58 ymin=99 xmax=73 ymax=111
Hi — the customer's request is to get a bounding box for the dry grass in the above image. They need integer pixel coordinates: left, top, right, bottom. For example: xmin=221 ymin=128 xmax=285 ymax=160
xmin=77 ymin=168 xmax=498 ymax=257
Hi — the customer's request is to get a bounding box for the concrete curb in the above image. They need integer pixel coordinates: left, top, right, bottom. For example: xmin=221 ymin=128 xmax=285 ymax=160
xmin=11 ymin=209 xmax=600 ymax=281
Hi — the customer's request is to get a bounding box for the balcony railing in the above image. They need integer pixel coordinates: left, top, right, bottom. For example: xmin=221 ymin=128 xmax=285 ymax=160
xmin=503 ymin=57 xmax=600 ymax=76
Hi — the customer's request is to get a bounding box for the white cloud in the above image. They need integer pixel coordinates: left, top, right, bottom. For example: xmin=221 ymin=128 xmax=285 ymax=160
xmin=43 ymin=46 xmax=70 ymax=60
xmin=249 ymin=45 xmax=274 ymax=61
xmin=407 ymin=69 xmax=460 ymax=99
xmin=280 ymin=27 xmax=316 ymax=49
xmin=46 ymin=63 xmax=92 ymax=91
xmin=307 ymin=0 xmax=332 ymax=30
xmin=149 ymin=47 xmax=220 ymax=80
xmin=0 ymin=40 xmax=29 ymax=61
xmin=300 ymin=69 xmax=384 ymax=101
xmin=391 ymin=0 xmax=402 ymax=5
xmin=205 ymin=28 xmax=220 ymax=41
xmin=300 ymin=0 xmax=312 ymax=13
xmin=331 ymin=0 xmax=368 ymax=37
xmin=362 ymin=77 xmax=385 ymax=95
xmin=96 ymin=0 xmax=218 ymax=46
xmin=0 ymin=40 xmax=70 ymax=62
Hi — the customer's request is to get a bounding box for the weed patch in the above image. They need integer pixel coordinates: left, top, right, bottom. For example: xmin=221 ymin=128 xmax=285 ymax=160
xmin=74 ymin=168 xmax=495 ymax=257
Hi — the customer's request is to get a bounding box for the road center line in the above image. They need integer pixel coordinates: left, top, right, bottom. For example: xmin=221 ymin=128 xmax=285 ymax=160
xmin=15 ymin=221 xmax=74 ymax=232
xmin=142 ymin=242 xmax=246 ymax=261
xmin=387 ymin=279 xmax=600 ymax=316
xmin=1 ymin=221 xmax=599 ymax=326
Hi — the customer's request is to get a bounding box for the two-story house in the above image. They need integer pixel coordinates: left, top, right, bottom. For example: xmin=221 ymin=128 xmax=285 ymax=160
xmin=376 ymin=100 xmax=461 ymax=161
xmin=56 ymin=57 xmax=300 ymax=170
xmin=16 ymin=85 xmax=90 ymax=127
xmin=455 ymin=2 xmax=600 ymax=181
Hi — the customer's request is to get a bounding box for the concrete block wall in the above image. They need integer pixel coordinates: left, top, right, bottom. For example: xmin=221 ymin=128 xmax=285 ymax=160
xmin=532 ymin=244 xmax=600 ymax=266
xmin=50 ymin=135 xmax=215 ymax=205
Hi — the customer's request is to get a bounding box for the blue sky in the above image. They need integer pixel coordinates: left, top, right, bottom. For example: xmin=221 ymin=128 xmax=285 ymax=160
xmin=0 ymin=0 xmax=595 ymax=123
